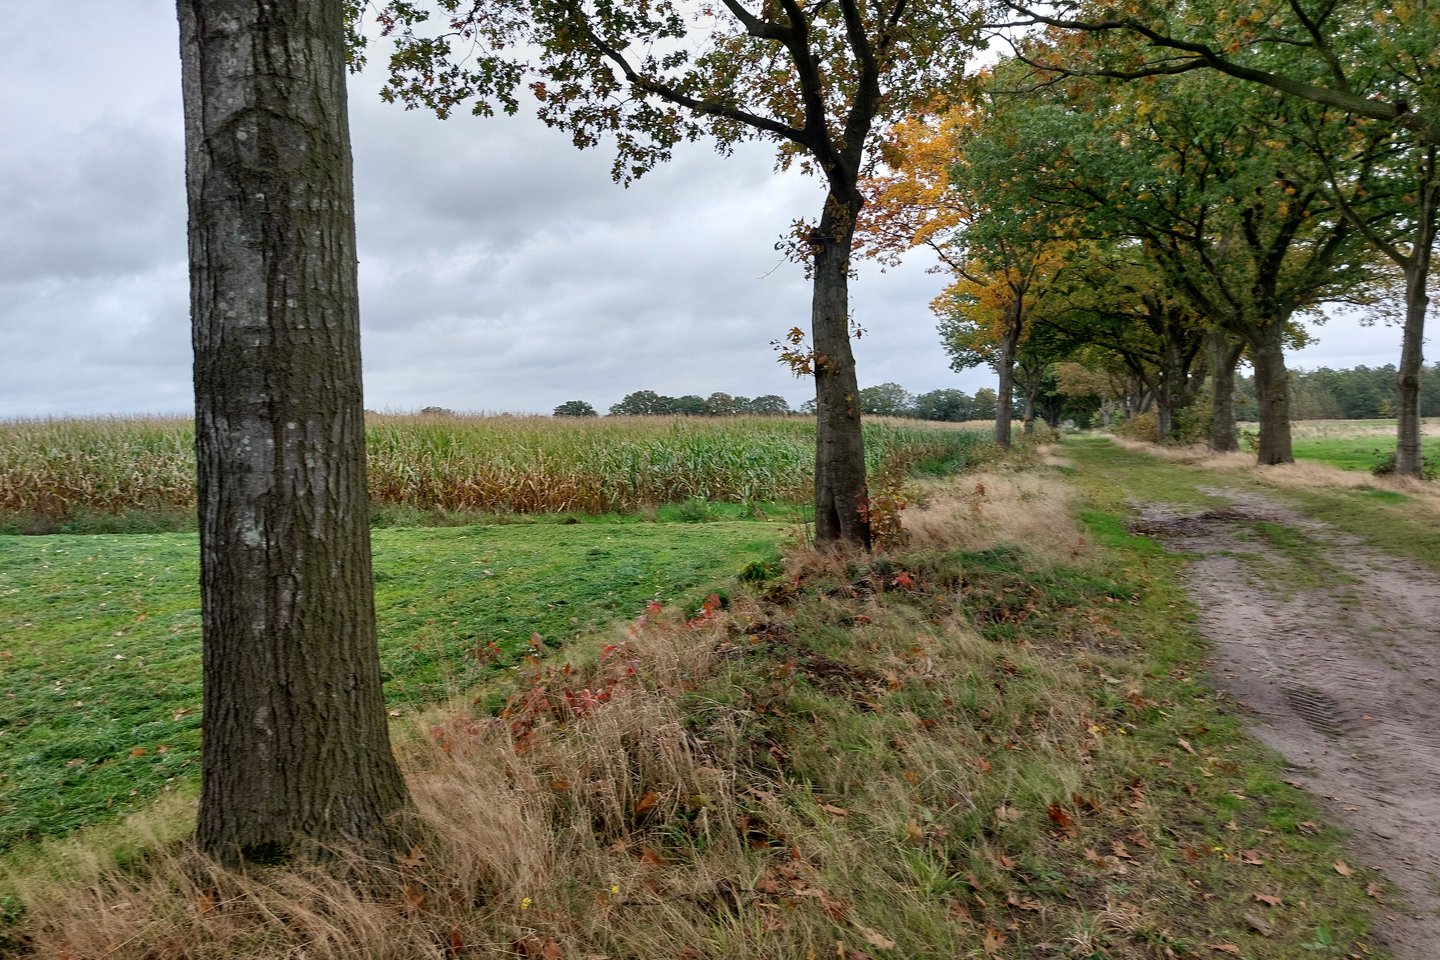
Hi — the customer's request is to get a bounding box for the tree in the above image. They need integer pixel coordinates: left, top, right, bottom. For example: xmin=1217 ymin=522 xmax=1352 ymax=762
xmin=553 ymin=399 xmax=599 ymax=417
xmin=750 ymin=394 xmax=793 ymax=415
xmin=912 ymin=388 xmax=974 ymax=422
xmin=177 ymin=0 xmax=410 ymax=863
xmin=971 ymin=54 xmax=1375 ymax=462
xmin=609 ymin=390 xmax=671 ymax=416
xmin=376 ymin=0 xmax=983 ymax=546
xmin=857 ymin=382 xmax=914 ymax=417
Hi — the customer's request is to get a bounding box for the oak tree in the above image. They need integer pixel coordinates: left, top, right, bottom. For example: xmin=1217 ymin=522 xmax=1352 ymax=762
xmin=374 ymin=0 xmax=983 ymax=546
xmin=178 ymin=0 xmax=411 ymax=863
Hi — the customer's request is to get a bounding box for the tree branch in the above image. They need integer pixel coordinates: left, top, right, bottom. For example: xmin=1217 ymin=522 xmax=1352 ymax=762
xmin=561 ymin=2 xmax=812 ymax=149
xmin=1004 ymin=2 xmax=1440 ymax=145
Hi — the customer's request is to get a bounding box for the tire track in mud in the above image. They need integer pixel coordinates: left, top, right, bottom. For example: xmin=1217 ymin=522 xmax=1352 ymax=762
xmin=1135 ymin=488 xmax=1440 ymax=959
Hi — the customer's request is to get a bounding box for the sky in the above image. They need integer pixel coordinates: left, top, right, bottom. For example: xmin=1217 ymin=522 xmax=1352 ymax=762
xmin=0 ymin=3 xmax=1414 ymax=420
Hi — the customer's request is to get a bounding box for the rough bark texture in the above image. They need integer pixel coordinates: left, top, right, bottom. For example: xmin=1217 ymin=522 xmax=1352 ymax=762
xmin=811 ymin=196 xmax=871 ymax=548
xmin=1392 ymin=148 xmax=1436 ymax=478
xmin=994 ymin=306 xmax=1020 ymax=450
xmin=178 ymin=0 xmax=411 ymax=863
xmin=1395 ymin=260 xmax=1431 ymax=477
xmin=1249 ymin=324 xmax=1295 ymax=464
xmin=1208 ymin=330 xmax=1243 ymax=453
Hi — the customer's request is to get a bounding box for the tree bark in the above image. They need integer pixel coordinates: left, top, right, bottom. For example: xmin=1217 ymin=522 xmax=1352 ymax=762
xmin=1392 ymin=147 xmax=1436 ymax=478
xmin=1395 ymin=259 xmax=1429 ymax=477
xmin=1248 ymin=323 xmax=1294 ymax=464
xmin=994 ymin=305 xmax=1020 ymax=450
xmin=811 ymin=195 xmax=871 ymax=548
xmin=178 ymin=0 xmax=411 ymax=864
xmin=1208 ymin=330 xmax=1243 ymax=453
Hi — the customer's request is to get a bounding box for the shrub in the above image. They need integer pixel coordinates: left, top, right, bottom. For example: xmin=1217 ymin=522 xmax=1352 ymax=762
xmin=1113 ymin=412 xmax=1159 ymax=443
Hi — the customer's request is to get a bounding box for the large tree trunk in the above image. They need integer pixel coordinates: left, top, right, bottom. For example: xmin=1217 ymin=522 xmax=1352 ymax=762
xmin=1248 ymin=323 xmax=1294 ymax=464
xmin=1208 ymin=330 xmax=1243 ymax=452
xmin=994 ymin=306 xmax=1020 ymax=450
xmin=1393 ymin=148 xmax=1436 ymax=478
xmin=1395 ymin=261 xmax=1429 ymax=477
xmin=179 ymin=0 xmax=411 ymax=864
xmin=811 ymin=196 xmax=870 ymax=548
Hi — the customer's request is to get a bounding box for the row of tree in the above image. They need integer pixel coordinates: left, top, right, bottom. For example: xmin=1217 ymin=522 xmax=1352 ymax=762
xmin=859 ymin=7 xmax=1435 ymax=475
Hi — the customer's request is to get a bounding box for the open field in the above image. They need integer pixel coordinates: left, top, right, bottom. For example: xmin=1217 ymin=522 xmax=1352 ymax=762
xmin=0 ymin=414 xmax=994 ymax=532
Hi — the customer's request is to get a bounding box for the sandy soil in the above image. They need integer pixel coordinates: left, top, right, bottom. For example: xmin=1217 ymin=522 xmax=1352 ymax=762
xmin=1132 ymin=489 xmax=1440 ymax=959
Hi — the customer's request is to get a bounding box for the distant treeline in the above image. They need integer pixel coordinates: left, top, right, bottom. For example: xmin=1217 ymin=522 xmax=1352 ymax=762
xmin=1234 ymin=364 xmax=1440 ymax=421
xmin=559 ymin=363 xmax=1440 ymax=425
xmin=556 ymin=384 xmax=1002 ymax=421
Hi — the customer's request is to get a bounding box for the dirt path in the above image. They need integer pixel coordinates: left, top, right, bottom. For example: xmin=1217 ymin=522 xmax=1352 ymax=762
xmin=1132 ymin=487 xmax=1440 ymax=958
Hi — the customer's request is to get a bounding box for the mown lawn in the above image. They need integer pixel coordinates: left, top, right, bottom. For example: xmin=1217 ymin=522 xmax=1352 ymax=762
xmin=0 ymin=520 xmax=785 ymax=850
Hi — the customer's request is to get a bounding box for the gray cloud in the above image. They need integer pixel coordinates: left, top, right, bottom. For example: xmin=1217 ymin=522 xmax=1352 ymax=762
xmin=0 ymin=2 xmax=1408 ymax=421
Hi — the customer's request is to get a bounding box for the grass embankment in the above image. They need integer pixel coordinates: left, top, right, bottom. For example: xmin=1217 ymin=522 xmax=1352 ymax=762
xmin=0 ymin=523 xmax=785 ymax=852
xmin=0 ymin=415 xmax=991 ymax=533
xmin=2 ymin=448 xmax=1385 ymax=959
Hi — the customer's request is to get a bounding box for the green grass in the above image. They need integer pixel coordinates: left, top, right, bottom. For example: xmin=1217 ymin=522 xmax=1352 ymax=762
xmin=0 ymin=520 xmax=786 ymax=851
xmin=1290 ymin=435 xmax=1440 ymax=473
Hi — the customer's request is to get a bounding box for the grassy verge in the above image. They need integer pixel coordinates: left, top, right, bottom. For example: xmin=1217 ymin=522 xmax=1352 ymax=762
xmin=2 ymin=455 xmax=1385 ymax=959
xmin=0 ymin=521 xmax=786 ymax=851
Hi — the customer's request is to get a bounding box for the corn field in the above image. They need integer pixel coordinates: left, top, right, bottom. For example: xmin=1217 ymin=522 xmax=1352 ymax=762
xmin=0 ymin=413 xmax=992 ymax=521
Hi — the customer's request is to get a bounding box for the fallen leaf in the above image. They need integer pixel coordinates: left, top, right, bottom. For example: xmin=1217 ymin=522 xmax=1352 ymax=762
xmin=1365 ymin=882 xmax=1386 ymax=903
xmin=1177 ymin=738 xmax=1197 ymax=755
xmin=1046 ymin=803 xmax=1078 ymax=838
xmin=904 ymin=819 xmax=925 ymax=843
xmin=401 ymin=883 xmax=427 ymax=913
xmin=633 ymin=790 xmax=659 ymax=817
xmin=994 ymin=804 xmax=1023 ymax=824
xmin=397 ymin=844 xmax=427 ymax=869
xmin=989 ymin=850 xmax=1016 ymax=870
xmin=1243 ymin=911 xmax=1272 ymax=935
xmin=754 ymin=875 xmax=783 ymax=895
xmin=981 ymin=925 xmax=1007 ymax=953
xmin=1253 ymin=892 xmax=1282 ymax=907
xmin=1205 ymin=943 xmax=1242 ymax=955
xmin=820 ymin=802 xmax=850 ymax=818
xmin=1240 ymin=849 xmax=1265 ymax=865
xmin=859 ymin=927 xmax=896 ymax=950
xmin=1334 ymin=860 xmax=1353 ymax=877
xmin=540 ymin=939 xmax=563 ymax=960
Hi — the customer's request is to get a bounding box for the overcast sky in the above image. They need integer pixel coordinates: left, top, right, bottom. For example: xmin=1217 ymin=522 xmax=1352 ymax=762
xmin=0 ymin=3 xmax=1413 ymax=420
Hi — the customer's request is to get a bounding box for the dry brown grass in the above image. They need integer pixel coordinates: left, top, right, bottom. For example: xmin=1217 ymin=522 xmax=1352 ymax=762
xmin=901 ymin=454 xmax=1091 ymax=564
